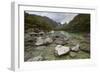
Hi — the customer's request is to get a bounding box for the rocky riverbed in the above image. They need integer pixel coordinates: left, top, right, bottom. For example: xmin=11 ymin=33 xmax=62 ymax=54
xmin=24 ymin=31 xmax=90 ymax=62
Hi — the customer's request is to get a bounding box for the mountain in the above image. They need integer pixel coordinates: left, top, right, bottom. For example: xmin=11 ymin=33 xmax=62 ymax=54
xmin=62 ymin=14 xmax=90 ymax=33
xmin=24 ymin=12 xmax=58 ymax=32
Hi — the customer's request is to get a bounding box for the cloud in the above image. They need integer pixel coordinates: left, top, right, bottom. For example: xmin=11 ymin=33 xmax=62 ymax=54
xmin=26 ymin=11 xmax=78 ymax=24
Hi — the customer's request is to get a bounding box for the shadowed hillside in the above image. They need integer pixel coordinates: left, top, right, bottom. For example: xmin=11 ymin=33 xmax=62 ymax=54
xmin=62 ymin=14 xmax=90 ymax=33
xmin=24 ymin=12 xmax=58 ymax=33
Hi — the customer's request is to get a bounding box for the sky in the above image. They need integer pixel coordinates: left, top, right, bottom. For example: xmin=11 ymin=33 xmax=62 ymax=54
xmin=26 ymin=11 xmax=78 ymax=24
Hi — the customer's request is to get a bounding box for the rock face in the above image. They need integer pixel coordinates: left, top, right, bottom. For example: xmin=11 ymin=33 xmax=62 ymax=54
xmin=71 ymin=44 xmax=80 ymax=52
xmin=55 ymin=45 xmax=70 ymax=56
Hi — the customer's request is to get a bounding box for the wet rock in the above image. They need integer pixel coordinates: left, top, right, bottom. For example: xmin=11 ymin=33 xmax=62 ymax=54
xmin=54 ymin=45 xmax=70 ymax=56
xmin=35 ymin=37 xmax=44 ymax=46
xmin=71 ymin=44 xmax=80 ymax=52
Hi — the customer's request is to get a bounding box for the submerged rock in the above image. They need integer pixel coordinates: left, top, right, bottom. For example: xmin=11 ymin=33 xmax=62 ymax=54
xmin=54 ymin=45 xmax=70 ymax=56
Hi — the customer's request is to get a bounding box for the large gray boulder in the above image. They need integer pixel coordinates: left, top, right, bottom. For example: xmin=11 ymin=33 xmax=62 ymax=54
xmin=54 ymin=45 xmax=70 ymax=56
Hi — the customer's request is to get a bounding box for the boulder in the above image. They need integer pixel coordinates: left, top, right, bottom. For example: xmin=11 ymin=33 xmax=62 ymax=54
xmin=54 ymin=38 xmax=67 ymax=45
xmin=54 ymin=38 xmax=64 ymax=45
xmin=54 ymin=45 xmax=70 ymax=56
xmin=44 ymin=36 xmax=53 ymax=44
xmin=35 ymin=37 xmax=44 ymax=46
xmin=71 ymin=44 xmax=80 ymax=52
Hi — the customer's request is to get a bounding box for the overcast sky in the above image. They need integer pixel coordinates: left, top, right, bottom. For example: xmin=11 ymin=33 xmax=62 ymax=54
xmin=26 ymin=11 xmax=78 ymax=24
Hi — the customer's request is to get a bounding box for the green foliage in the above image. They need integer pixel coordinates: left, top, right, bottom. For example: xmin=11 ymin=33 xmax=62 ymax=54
xmin=62 ymin=14 xmax=90 ymax=33
xmin=24 ymin=12 xmax=58 ymax=32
